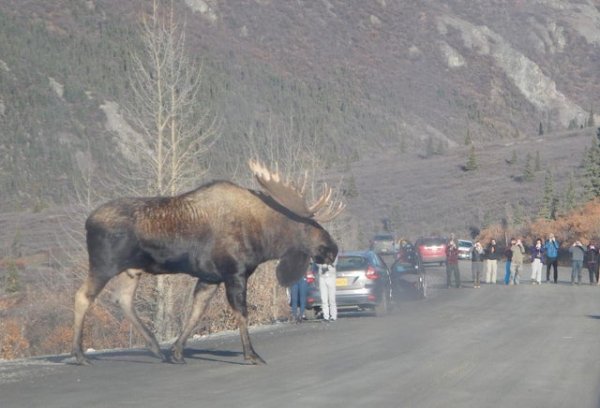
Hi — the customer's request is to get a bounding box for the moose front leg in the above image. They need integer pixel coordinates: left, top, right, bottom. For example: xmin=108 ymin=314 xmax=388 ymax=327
xmin=232 ymin=309 xmax=266 ymax=365
xmin=225 ymin=276 xmax=266 ymax=365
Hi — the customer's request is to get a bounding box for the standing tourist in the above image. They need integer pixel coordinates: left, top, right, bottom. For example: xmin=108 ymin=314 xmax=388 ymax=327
xmin=289 ymin=268 xmax=309 ymax=323
xmin=510 ymin=238 xmax=526 ymax=285
xmin=569 ymin=240 xmax=586 ymax=285
xmin=446 ymin=238 xmax=461 ymax=288
xmin=585 ymin=242 xmax=599 ymax=285
xmin=544 ymin=233 xmax=560 ymax=283
xmin=485 ymin=239 xmax=499 ymax=284
xmin=504 ymin=238 xmax=516 ymax=285
xmin=530 ymin=238 xmax=545 ymax=285
xmin=317 ymin=258 xmax=338 ymax=321
xmin=471 ymin=241 xmax=485 ymax=288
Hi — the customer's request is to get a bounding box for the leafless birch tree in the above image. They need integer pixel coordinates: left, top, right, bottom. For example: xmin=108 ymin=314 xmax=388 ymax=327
xmin=116 ymin=0 xmax=219 ymax=341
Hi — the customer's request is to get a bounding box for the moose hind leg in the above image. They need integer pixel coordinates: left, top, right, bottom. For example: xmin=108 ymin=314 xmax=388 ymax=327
xmin=114 ymin=269 xmax=166 ymax=362
xmin=72 ymin=275 xmax=111 ymax=365
xmin=170 ymin=281 xmax=219 ymax=364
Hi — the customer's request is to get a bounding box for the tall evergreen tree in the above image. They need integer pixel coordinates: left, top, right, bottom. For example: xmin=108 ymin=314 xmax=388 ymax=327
xmin=564 ymin=173 xmax=576 ymax=213
xmin=535 ymin=151 xmax=541 ymax=171
xmin=465 ymin=145 xmax=478 ymax=171
xmin=582 ymin=137 xmax=600 ymax=198
xmin=538 ymin=122 xmax=544 ymax=136
xmin=539 ymin=171 xmax=555 ymax=219
xmin=523 ymin=153 xmax=534 ymax=181
xmin=425 ymin=136 xmax=435 ymax=157
xmin=507 ymin=149 xmax=517 ymax=165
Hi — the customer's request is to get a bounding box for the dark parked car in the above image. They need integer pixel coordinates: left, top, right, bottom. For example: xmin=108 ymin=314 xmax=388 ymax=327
xmin=370 ymin=234 xmax=396 ymax=254
xmin=389 ymin=259 xmax=418 ymax=289
xmin=306 ymin=250 xmax=393 ymax=317
xmin=415 ymin=237 xmax=447 ymax=267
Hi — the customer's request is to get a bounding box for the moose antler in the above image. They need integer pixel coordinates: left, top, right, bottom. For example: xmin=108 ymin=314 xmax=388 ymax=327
xmin=248 ymin=160 xmax=345 ymax=222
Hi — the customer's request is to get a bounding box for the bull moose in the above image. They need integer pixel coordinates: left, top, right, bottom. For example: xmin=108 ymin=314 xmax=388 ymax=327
xmin=72 ymin=160 xmax=344 ymax=365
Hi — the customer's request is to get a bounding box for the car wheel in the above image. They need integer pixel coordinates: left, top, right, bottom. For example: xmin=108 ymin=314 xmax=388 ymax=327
xmin=375 ymin=290 xmax=390 ymax=317
xmin=304 ymin=308 xmax=317 ymax=320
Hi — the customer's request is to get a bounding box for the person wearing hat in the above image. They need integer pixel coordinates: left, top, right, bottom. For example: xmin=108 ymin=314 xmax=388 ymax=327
xmin=585 ymin=242 xmax=599 ymax=285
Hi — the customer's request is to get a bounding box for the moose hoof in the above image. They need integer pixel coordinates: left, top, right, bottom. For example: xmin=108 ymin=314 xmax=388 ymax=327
xmin=169 ymin=347 xmax=186 ymax=364
xmin=73 ymin=353 xmax=92 ymax=366
xmin=149 ymin=347 xmax=168 ymax=363
xmin=246 ymin=353 xmax=267 ymax=365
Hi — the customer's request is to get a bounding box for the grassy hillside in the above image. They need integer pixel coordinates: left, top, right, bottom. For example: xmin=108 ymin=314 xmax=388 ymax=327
xmin=0 ymin=0 xmax=598 ymax=239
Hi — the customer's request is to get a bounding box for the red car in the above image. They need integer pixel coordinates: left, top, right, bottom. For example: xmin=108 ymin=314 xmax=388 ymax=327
xmin=415 ymin=237 xmax=447 ymax=267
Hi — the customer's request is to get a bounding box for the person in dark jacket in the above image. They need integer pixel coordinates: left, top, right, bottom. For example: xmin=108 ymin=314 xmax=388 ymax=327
xmin=471 ymin=241 xmax=485 ymax=288
xmin=504 ymin=238 xmax=516 ymax=285
xmin=484 ymin=239 xmax=499 ymax=284
xmin=569 ymin=240 xmax=586 ymax=285
xmin=446 ymin=238 xmax=461 ymax=288
xmin=544 ymin=233 xmax=560 ymax=283
xmin=586 ymin=243 xmax=599 ymax=285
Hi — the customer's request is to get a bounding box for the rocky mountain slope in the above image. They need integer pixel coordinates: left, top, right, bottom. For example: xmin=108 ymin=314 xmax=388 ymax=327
xmin=0 ymin=0 xmax=598 ymax=253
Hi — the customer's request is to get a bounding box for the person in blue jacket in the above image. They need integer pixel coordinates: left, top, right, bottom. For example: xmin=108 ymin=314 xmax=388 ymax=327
xmin=544 ymin=233 xmax=560 ymax=283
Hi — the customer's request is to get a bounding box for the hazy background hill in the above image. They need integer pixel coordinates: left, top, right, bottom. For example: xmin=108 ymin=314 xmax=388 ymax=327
xmin=0 ymin=0 xmax=599 ymax=249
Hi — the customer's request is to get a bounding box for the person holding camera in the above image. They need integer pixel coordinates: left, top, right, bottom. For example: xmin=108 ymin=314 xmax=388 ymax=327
xmin=317 ymin=258 xmax=338 ymax=321
xmin=471 ymin=241 xmax=485 ymax=288
xmin=544 ymin=233 xmax=560 ymax=283
xmin=530 ymin=238 xmax=545 ymax=285
xmin=585 ymin=242 xmax=599 ymax=285
xmin=569 ymin=240 xmax=586 ymax=285
xmin=510 ymin=238 xmax=526 ymax=285
xmin=484 ymin=239 xmax=499 ymax=284
xmin=446 ymin=238 xmax=461 ymax=288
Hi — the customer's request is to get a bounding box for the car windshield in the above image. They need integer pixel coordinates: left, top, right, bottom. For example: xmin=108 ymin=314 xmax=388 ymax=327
xmin=373 ymin=234 xmax=394 ymax=241
xmin=420 ymin=238 xmax=445 ymax=246
xmin=458 ymin=241 xmax=473 ymax=248
xmin=337 ymin=256 xmax=368 ymax=270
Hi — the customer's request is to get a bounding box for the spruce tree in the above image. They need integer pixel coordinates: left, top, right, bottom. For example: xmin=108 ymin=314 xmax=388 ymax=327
xmin=523 ymin=153 xmax=534 ymax=181
xmin=507 ymin=149 xmax=517 ymax=165
xmin=425 ymin=136 xmax=435 ymax=157
xmin=583 ymin=137 xmax=600 ymax=198
xmin=535 ymin=151 xmax=541 ymax=171
xmin=564 ymin=173 xmax=576 ymax=213
xmin=464 ymin=129 xmax=472 ymax=145
xmin=465 ymin=145 xmax=478 ymax=171
xmin=538 ymin=122 xmax=544 ymax=136
xmin=588 ymin=106 xmax=595 ymax=128
xmin=538 ymin=171 xmax=555 ymax=219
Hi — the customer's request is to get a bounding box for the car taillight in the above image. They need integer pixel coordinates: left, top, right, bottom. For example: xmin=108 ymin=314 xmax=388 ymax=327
xmin=306 ymin=271 xmax=315 ymax=284
xmin=366 ymin=266 xmax=379 ymax=280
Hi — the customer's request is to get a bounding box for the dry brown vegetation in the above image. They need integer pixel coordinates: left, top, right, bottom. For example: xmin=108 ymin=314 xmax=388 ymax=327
xmin=478 ymin=199 xmax=600 ymax=248
xmin=0 ymin=260 xmax=289 ymax=360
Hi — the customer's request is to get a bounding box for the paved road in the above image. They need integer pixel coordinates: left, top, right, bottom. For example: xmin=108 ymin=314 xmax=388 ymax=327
xmin=1 ymin=263 xmax=599 ymax=408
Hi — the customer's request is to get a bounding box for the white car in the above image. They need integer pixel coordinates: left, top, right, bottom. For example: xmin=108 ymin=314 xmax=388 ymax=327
xmin=457 ymin=240 xmax=473 ymax=260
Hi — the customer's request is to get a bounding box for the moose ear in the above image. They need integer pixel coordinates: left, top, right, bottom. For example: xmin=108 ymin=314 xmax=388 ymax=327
xmin=276 ymin=249 xmax=310 ymax=287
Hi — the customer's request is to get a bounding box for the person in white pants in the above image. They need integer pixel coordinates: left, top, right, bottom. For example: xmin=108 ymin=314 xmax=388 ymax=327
xmin=318 ymin=259 xmax=338 ymax=321
xmin=484 ymin=239 xmax=499 ymax=284
xmin=530 ymin=238 xmax=544 ymax=284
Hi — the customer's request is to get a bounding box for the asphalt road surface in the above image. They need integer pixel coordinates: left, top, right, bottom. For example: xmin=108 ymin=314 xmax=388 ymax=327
xmin=1 ymin=263 xmax=600 ymax=408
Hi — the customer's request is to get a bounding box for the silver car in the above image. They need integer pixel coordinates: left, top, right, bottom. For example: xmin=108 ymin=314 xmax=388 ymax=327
xmin=306 ymin=250 xmax=393 ymax=317
xmin=457 ymin=239 xmax=473 ymax=260
xmin=370 ymin=234 xmax=396 ymax=254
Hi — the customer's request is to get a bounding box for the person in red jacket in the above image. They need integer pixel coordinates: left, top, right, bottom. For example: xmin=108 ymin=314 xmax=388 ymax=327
xmin=446 ymin=238 xmax=461 ymax=288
